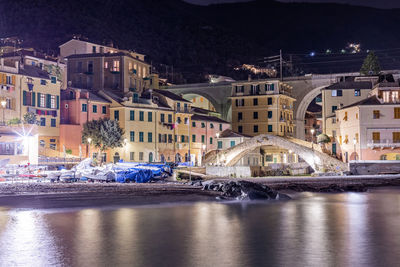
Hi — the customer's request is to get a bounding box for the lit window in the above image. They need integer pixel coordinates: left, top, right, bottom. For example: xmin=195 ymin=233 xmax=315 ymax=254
xmin=112 ymin=60 xmax=120 ymax=72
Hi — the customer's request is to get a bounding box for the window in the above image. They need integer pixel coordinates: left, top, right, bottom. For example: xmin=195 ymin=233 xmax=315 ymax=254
xmin=355 ymin=133 xmax=359 ymax=143
xmin=268 ymin=111 xmax=273 ymax=119
xmin=114 ymin=110 xmax=119 ymax=121
xmin=267 ymin=97 xmax=273 ymax=105
xmin=51 ymin=76 xmax=56 ymax=84
xmin=139 ymin=152 xmax=144 ymax=161
xmin=184 ymin=103 xmax=188 ymax=112
xmin=230 ymin=141 xmax=236 ymax=147
xmin=184 ymin=118 xmax=189 ymax=125
xmin=238 ymin=126 xmax=243 ymax=133
xmin=210 ymin=123 xmax=214 ymax=129
xmin=40 ymin=118 xmax=46 ymax=126
xmin=192 ymin=121 xmax=196 ymax=127
xmin=331 ymin=90 xmax=342 ymax=97
xmin=177 ymin=103 xmax=181 ymax=111
xmin=253 ymin=112 xmax=258 ymax=119
xmin=148 ymin=112 xmax=152 ymax=122
xmin=130 ymin=131 xmax=135 ymax=142
xmin=268 ymin=125 xmax=273 ymax=132
xmin=139 ymin=132 xmax=144 ymax=142
xmin=148 ymin=132 xmax=153 ymax=143
xmin=40 ymin=140 xmax=45 ymax=147
xmin=77 ymin=62 xmax=82 ymax=73
xmin=111 ymin=60 xmax=120 ymax=72
xmin=139 ymin=111 xmax=144 ymax=121
xmin=82 ymin=103 xmax=87 ymax=112
xmin=130 ymin=152 xmax=134 ymax=161
xmin=253 ymin=98 xmax=258 ymax=106
xmin=104 ymin=62 xmax=108 ymax=69
xmin=192 ymin=134 xmax=196 ymax=142
xmin=181 ymin=135 xmax=186 ymax=143
xmin=344 ymin=111 xmax=348 ymax=121
xmin=356 ymin=113 xmax=358 ymax=119
xmin=201 ymin=135 xmax=205 ymax=143
xmin=102 ymin=106 xmax=107 ymax=114
xmin=395 ymin=108 xmax=400 ymax=119
xmin=235 ymin=99 xmax=244 ymax=106
xmin=40 ymin=79 xmax=47 ymax=85
xmin=393 ymin=132 xmax=400 ymax=143
xmin=210 ymin=137 xmax=213 ymax=144
xmin=130 ymin=110 xmax=135 ymax=120
xmin=235 ymin=85 xmax=244 ymax=93
xmin=372 ymin=132 xmax=380 ymax=143
xmin=201 ymin=122 xmax=205 ymax=128
xmin=373 ymin=110 xmax=380 ymax=119
xmin=161 ymin=114 xmax=165 ymax=123
xmin=50 ymin=95 xmax=56 ymax=109
xmin=217 ymin=141 xmax=223 ymax=149
xmin=331 ymin=106 xmax=337 ymax=113
xmin=380 ymin=155 xmax=387 ymax=160
xmin=355 ymin=89 xmax=361 ymax=96
xmin=92 ymin=105 xmax=97 ymax=113
xmin=168 ymin=134 xmax=173 ymax=143
xmin=40 ymin=94 xmax=46 ymax=108
xmin=238 ymin=112 xmax=243 ymax=121
xmin=219 ymin=124 xmax=222 ymax=131
xmin=168 ymin=114 xmax=172 ymax=123
xmin=265 ymin=83 xmax=275 ymax=91
xmin=50 ymin=144 xmax=56 ymax=150
xmin=51 ymin=119 xmax=56 ymax=127
xmin=254 ymin=125 xmax=258 ymax=133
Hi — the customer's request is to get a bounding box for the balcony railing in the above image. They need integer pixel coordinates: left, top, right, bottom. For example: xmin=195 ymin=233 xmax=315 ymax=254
xmin=367 ymin=139 xmax=400 ymax=148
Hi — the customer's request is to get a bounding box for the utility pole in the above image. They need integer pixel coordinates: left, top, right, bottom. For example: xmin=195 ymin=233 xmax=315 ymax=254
xmin=280 ymin=49 xmax=283 ymax=81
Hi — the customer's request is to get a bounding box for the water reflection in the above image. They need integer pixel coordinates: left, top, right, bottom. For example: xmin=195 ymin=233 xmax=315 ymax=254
xmin=0 ymin=190 xmax=399 ymax=266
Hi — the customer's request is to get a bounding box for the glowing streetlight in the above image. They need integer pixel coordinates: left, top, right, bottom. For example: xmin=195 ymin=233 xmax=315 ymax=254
xmin=1 ymin=100 xmax=6 ymax=125
xmin=87 ymin=137 xmax=92 ymax=159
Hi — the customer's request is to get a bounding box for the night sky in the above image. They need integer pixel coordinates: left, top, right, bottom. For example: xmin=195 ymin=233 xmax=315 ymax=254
xmin=184 ymin=0 xmax=400 ymax=9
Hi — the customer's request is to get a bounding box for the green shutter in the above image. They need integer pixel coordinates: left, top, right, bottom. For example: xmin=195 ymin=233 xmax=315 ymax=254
xmin=32 ymin=92 xmax=36 ymax=107
xmin=22 ymin=91 xmax=27 ymax=106
xmin=56 ymin=96 xmax=59 ymax=109
xmin=46 ymin=94 xmax=51 ymax=108
xmin=37 ymin=93 xmax=41 ymax=107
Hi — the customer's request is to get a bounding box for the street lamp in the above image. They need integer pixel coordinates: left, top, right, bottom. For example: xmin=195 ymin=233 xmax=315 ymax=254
xmin=310 ymin=129 xmax=315 ymax=150
xmin=353 ymin=137 xmax=357 ymax=161
xmin=1 ymin=100 xmax=6 ymax=125
xmin=87 ymin=137 xmax=92 ymax=159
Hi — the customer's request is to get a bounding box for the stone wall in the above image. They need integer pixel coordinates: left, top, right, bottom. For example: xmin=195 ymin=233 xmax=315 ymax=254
xmin=206 ymin=166 xmax=252 ymax=178
xmin=349 ymin=160 xmax=400 ymax=175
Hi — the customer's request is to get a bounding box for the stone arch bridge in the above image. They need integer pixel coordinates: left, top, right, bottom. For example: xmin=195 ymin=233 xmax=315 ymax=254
xmin=203 ymin=134 xmax=348 ymax=173
xmin=165 ymin=70 xmax=399 ymax=140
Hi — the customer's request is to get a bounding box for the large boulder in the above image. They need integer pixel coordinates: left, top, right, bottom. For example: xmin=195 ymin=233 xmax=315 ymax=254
xmin=203 ymin=180 xmax=291 ymax=200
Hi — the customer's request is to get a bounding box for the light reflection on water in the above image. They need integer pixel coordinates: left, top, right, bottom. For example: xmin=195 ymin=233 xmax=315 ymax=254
xmin=0 ymin=190 xmax=399 ymax=267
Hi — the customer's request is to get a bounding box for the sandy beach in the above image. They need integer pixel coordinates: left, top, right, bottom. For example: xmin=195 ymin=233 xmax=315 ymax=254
xmin=0 ymin=175 xmax=399 ymax=209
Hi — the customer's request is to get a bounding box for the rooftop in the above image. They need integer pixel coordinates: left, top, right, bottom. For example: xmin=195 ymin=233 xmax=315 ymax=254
xmin=152 ymin=89 xmax=191 ymax=103
xmin=191 ymin=114 xmax=229 ymax=124
xmin=324 ymin=81 xmax=373 ymax=90
xmin=66 ymin=52 xmax=147 ymax=64
xmin=341 ymin=95 xmax=382 ymax=109
xmin=219 ymin=129 xmax=252 ymax=138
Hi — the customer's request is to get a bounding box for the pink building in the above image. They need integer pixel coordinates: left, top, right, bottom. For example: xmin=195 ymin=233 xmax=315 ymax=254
xmin=190 ymin=114 xmax=231 ymax=158
xmin=59 ymin=88 xmax=110 ymax=158
xmin=336 ymin=78 xmax=400 ymax=162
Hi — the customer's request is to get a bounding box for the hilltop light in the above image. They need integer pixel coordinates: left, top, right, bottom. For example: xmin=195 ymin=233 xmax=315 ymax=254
xmin=310 ymin=52 xmax=316 ymax=57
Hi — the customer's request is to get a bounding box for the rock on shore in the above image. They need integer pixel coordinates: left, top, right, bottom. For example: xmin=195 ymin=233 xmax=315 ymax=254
xmin=202 ymin=180 xmax=291 ymax=201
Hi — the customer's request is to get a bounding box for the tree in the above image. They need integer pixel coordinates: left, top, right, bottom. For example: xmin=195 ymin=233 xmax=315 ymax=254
xmin=360 ymin=51 xmax=381 ymax=75
xmin=23 ymin=112 xmax=38 ymax=125
xmin=317 ymin=134 xmax=331 ymax=153
xmin=82 ymin=118 xmax=124 ymax=164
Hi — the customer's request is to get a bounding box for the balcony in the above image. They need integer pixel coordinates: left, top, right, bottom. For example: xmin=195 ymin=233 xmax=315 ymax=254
xmin=367 ymin=139 xmax=400 ymax=149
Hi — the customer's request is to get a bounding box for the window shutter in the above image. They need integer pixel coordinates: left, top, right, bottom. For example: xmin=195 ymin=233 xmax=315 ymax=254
xmin=46 ymin=94 xmax=51 ymax=108
xmin=12 ymin=75 xmax=16 ymax=85
xmin=56 ymin=95 xmax=59 ymax=109
xmin=22 ymin=91 xmax=27 ymax=106
xmin=11 ymin=98 xmax=16 ymax=110
xmin=37 ymin=93 xmax=41 ymax=107
xmin=32 ymin=92 xmax=36 ymax=107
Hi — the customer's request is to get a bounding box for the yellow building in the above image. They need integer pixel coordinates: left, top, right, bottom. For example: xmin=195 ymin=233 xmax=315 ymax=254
xmin=230 ymin=79 xmax=296 ymax=164
xmin=0 ymin=59 xmax=61 ymax=158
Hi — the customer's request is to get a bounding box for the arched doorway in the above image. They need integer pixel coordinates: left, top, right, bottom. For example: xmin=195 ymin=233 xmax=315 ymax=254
xmin=175 ymin=153 xmax=182 ymax=163
xmin=113 ymin=152 xmax=120 ymax=163
xmin=149 ymin=152 xmax=153 ymax=162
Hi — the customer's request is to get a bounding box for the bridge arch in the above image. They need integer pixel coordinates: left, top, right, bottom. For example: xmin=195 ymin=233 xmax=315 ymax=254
xmin=204 ymin=134 xmax=348 ymax=173
xmin=295 ymin=85 xmax=325 ymax=140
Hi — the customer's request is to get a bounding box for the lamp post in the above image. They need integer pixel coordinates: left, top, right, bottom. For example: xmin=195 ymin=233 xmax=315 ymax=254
xmin=353 ymin=137 xmax=357 ymax=161
xmin=310 ymin=129 xmax=315 ymax=150
xmin=87 ymin=137 xmax=92 ymax=159
xmin=216 ymin=132 xmax=220 ymax=165
xmin=1 ymin=100 xmax=6 ymax=125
